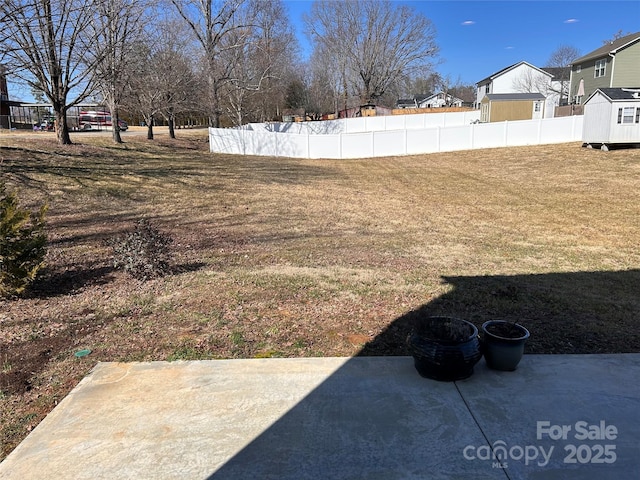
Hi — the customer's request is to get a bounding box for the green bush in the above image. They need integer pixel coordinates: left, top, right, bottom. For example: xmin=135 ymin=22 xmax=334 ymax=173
xmin=110 ymin=219 xmax=173 ymax=281
xmin=0 ymin=183 xmax=47 ymax=297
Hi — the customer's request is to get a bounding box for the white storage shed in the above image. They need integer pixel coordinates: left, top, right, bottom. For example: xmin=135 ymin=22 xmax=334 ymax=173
xmin=582 ymin=88 xmax=640 ymax=149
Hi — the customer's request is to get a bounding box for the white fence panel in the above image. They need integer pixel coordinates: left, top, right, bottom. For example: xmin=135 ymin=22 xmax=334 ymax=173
xmin=342 ymin=132 xmax=374 ymax=159
xmin=471 ymin=122 xmax=506 ymax=149
xmin=440 ymin=125 xmax=473 ymax=152
xmin=443 ymin=112 xmax=467 ymax=126
xmin=540 ymin=116 xmax=580 ymax=143
xmin=406 ymin=128 xmax=440 ymax=154
xmin=308 ymin=134 xmax=341 ymax=159
xmin=308 ymin=120 xmax=343 ymax=135
xmin=363 ymin=116 xmax=387 ymax=132
xmin=343 ymin=117 xmax=366 ymax=134
xmin=505 ymin=120 xmax=538 ymax=146
xmin=424 ymin=114 xmax=447 ymax=128
xmin=385 ymin=116 xmax=408 ymax=131
xmin=373 ymin=130 xmax=406 ymax=157
xmin=277 ymin=134 xmax=309 ymax=158
xmin=209 ymin=128 xmax=245 ymax=154
xmin=404 ymin=114 xmax=426 ymax=130
xmin=244 ymin=130 xmax=277 ymax=156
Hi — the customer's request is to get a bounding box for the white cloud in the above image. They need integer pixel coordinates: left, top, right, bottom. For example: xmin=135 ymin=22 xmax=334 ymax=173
xmin=505 ymin=46 xmax=515 ymax=50
xmin=564 ymin=18 xmax=579 ymax=24
xmin=461 ymin=20 xmax=475 ymax=26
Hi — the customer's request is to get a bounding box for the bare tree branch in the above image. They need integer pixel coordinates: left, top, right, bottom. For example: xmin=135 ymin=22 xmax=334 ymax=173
xmin=0 ymin=0 xmax=100 ymax=144
xmin=305 ymin=0 xmax=439 ymax=106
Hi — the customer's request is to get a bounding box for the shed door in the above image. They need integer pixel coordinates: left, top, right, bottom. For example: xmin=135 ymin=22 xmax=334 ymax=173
xmin=532 ymin=101 xmax=544 ymax=119
xmin=481 ymin=103 xmax=490 ymax=122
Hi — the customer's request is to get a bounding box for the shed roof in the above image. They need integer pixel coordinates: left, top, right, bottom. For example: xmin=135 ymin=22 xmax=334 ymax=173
xmin=571 ymin=31 xmax=640 ymax=64
xmin=484 ymin=93 xmax=546 ymax=101
xmin=584 ymin=87 xmax=640 ymax=104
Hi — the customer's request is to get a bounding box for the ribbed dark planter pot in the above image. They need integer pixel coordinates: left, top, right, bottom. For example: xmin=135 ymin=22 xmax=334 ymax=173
xmin=482 ymin=320 xmax=530 ymax=371
xmin=407 ymin=316 xmax=482 ymax=381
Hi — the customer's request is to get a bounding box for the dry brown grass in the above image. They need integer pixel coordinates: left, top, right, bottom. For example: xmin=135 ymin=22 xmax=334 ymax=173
xmin=1 ymin=129 xmax=640 ymax=459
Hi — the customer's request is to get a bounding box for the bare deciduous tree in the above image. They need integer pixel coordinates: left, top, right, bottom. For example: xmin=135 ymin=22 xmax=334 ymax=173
xmin=124 ymin=26 xmax=202 ymax=141
xmin=0 ymin=0 xmax=98 ymax=144
xmin=305 ymin=0 xmax=439 ymax=105
xmin=88 ymin=0 xmax=148 ymax=143
xmin=171 ymin=0 xmax=295 ymax=127
xmin=511 ymin=69 xmax=551 ymax=95
xmin=602 ymin=30 xmax=631 ymax=44
xmin=170 ymin=0 xmax=258 ymax=127
xmin=546 ymin=45 xmax=580 ymax=105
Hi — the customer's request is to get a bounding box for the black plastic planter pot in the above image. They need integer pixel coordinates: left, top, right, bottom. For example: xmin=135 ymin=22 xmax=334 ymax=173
xmin=481 ymin=320 xmax=530 ymax=371
xmin=407 ymin=316 xmax=482 ymax=381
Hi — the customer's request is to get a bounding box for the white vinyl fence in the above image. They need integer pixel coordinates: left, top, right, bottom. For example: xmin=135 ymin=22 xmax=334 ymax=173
xmin=209 ymin=113 xmax=584 ymax=159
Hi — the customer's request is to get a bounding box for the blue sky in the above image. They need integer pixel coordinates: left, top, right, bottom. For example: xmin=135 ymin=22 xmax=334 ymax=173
xmin=284 ymin=0 xmax=640 ymax=86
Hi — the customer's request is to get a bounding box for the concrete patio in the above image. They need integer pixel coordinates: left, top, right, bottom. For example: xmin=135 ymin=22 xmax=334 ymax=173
xmin=0 ymin=354 xmax=639 ymax=479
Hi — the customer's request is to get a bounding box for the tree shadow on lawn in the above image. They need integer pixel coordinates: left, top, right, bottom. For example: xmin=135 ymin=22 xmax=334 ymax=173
xmin=207 ymin=269 xmax=640 ymax=478
xmin=28 ymin=261 xmax=207 ymax=299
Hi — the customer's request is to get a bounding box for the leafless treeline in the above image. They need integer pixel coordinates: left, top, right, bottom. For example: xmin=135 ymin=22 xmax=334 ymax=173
xmin=1 ymin=0 xmax=444 ymax=144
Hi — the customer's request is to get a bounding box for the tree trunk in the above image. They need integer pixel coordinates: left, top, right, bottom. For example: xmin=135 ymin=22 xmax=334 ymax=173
xmin=168 ymin=114 xmax=175 ymax=139
xmin=146 ymin=115 xmax=154 ymax=140
xmin=109 ymin=102 xmax=123 ymax=144
xmin=54 ymin=110 xmax=72 ymax=145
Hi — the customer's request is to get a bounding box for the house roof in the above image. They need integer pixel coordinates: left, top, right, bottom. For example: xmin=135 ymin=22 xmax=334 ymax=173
xmin=571 ymin=31 xmax=640 ymax=64
xmin=396 ymin=93 xmax=434 ymax=107
xmin=417 ymin=92 xmax=463 ymax=103
xmin=396 ymin=98 xmax=416 ymax=107
xmin=476 ymin=61 xmax=552 ymax=86
xmin=584 ymin=87 xmax=640 ymax=104
xmin=541 ymin=67 xmax=570 ymax=80
xmin=484 ymin=93 xmax=546 ymax=101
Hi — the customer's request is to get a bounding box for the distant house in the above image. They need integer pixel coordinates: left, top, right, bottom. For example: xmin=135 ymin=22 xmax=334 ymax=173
xmin=541 ymin=66 xmax=571 ymax=107
xmin=396 ymin=92 xmax=462 ymax=109
xmin=582 ymin=87 xmax=640 ymax=149
xmin=476 ymin=61 xmax=554 ymax=117
xmin=396 ymin=98 xmax=418 ymax=109
xmin=480 ymin=93 xmax=546 ymax=123
xmin=417 ymin=92 xmax=463 ymax=108
xmin=569 ymin=31 xmax=640 ymax=105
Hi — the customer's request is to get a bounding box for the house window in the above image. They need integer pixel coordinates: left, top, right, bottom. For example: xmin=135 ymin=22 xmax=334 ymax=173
xmin=617 ymin=107 xmax=636 ymax=124
xmin=576 ymin=65 xmax=581 ymax=73
xmin=534 ymin=102 xmax=541 ymax=112
xmin=636 ymin=108 xmax=640 ymax=123
xmin=594 ymin=59 xmax=606 ymax=78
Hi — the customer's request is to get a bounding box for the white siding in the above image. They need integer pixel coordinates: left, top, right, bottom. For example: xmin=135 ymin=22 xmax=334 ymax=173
xmin=583 ymin=92 xmax=612 ymax=143
xmin=482 ymin=63 xmax=554 ymax=118
xmin=583 ymin=92 xmax=640 ymax=144
xmin=609 ymin=103 xmax=640 ymax=143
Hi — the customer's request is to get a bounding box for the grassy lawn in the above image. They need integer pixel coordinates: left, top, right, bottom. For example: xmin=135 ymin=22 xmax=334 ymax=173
xmin=1 ymin=129 xmax=640 ymax=459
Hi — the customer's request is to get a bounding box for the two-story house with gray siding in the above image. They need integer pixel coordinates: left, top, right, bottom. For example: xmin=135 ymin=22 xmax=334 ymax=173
xmin=569 ymin=31 xmax=640 ymax=105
